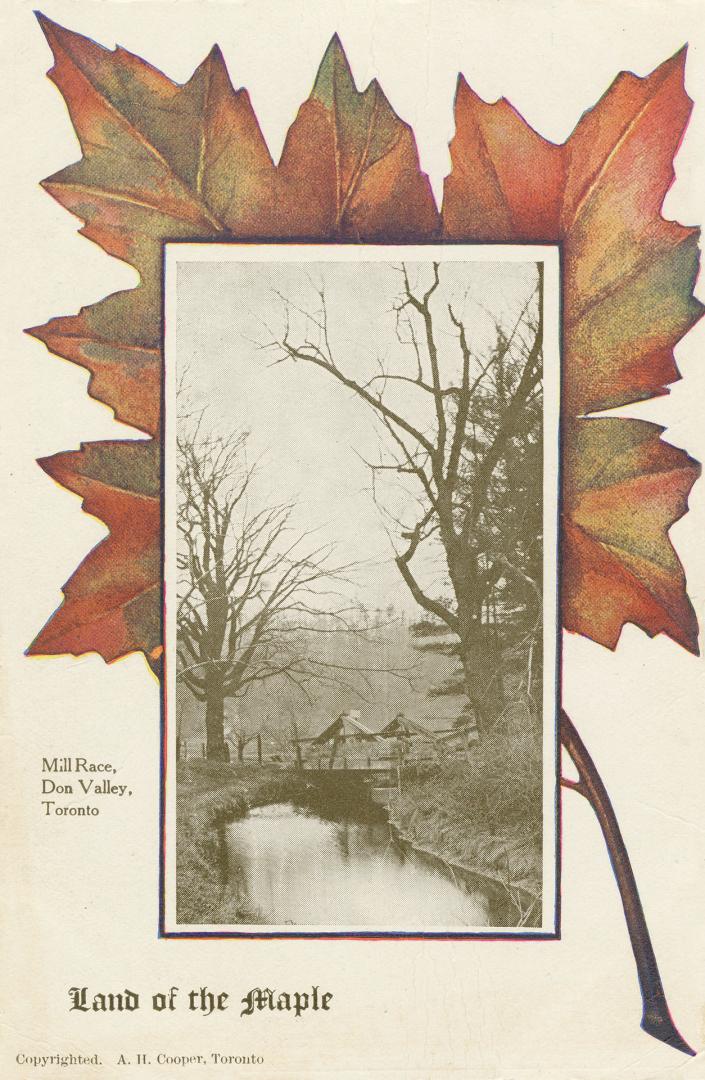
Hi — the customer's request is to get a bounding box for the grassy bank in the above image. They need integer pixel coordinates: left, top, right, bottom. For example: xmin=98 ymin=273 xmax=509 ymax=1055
xmin=176 ymin=760 xmax=309 ymax=924
xmin=388 ymin=718 xmax=543 ymax=927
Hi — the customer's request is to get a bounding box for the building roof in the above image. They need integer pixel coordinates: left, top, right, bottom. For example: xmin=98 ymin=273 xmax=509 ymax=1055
xmin=299 ymin=702 xmax=474 ymax=745
xmin=308 ymin=711 xmax=462 ymax=742
xmin=380 ymin=714 xmax=445 ymax=740
xmin=310 ymin=711 xmax=385 ymax=744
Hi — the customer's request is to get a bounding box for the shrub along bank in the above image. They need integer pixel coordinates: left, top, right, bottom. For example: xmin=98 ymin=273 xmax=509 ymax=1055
xmin=388 ymin=708 xmax=543 ymax=927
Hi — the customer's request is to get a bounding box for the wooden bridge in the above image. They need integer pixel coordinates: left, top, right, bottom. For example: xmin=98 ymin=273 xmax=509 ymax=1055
xmin=293 ymin=709 xmax=477 ymax=803
xmin=300 ymin=757 xmax=403 ymax=801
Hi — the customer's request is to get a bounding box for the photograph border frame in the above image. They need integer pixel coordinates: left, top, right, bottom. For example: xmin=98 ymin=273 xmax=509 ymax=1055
xmin=158 ymin=237 xmax=564 ymax=942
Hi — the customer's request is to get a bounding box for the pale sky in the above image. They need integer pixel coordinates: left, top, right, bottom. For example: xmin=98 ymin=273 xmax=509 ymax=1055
xmin=175 ymin=257 xmax=539 ymax=616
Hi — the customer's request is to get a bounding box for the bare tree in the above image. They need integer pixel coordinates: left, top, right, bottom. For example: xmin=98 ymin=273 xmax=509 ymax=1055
xmin=223 ymin=702 xmax=261 ymax=764
xmin=264 ymin=711 xmax=316 ymax=769
xmin=261 ymin=262 xmax=543 ymax=735
xmin=177 ymin=414 xmax=359 ymax=761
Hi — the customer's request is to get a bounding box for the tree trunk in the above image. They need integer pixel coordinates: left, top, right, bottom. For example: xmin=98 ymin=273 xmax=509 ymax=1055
xmin=458 ymin=631 xmax=504 ymax=738
xmin=454 ymin=593 xmax=489 ymax=737
xmin=458 ymin=648 xmax=487 ymax=736
xmin=445 ymin=554 xmax=503 ymax=736
xmin=205 ymin=683 xmax=228 ymax=762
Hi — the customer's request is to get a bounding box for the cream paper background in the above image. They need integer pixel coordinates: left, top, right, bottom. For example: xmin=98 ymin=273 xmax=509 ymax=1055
xmin=2 ymin=1 xmax=704 ymax=1076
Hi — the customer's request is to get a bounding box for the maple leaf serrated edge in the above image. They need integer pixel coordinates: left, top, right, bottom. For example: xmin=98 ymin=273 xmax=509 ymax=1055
xmin=25 ymin=14 xmax=702 ymax=668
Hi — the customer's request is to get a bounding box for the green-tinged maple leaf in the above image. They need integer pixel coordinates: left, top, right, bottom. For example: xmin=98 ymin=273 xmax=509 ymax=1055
xmin=27 ymin=17 xmax=701 ymax=668
xmin=34 ymin=12 xmax=278 ymax=272
xmin=28 ymin=286 xmax=161 ymax=437
xmin=444 ymin=49 xmax=703 ymax=414
xmin=443 ymin=46 xmax=702 ymax=654
xmin=562 ymin=419 xmax=700 ymax=653
xmin=560 ymin=49 xmax=704 ymax=417
xmin=276 ymin=34 xmax=440 ymax=239
xmin=28 ymin=13 xmax=278 ymax=436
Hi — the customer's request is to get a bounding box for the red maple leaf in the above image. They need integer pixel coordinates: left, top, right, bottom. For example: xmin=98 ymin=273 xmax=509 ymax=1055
xmin=27 ymin=15 xmax=701 ymax=664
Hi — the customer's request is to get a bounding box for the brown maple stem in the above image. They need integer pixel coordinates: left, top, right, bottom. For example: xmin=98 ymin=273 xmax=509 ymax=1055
xmin=559 ymin=776 xmax=584 ymax=794
xmin=560 ymin=709 xmax=695 ymax=1057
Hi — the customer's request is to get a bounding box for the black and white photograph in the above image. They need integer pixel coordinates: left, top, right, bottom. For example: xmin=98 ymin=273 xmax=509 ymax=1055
xmin=165 ymin=246 xmax=559 ymax=934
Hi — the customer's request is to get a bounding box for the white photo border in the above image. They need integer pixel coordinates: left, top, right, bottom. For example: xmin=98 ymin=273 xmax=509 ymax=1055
xmin=162 ymin=243 xmax=561 ymax=939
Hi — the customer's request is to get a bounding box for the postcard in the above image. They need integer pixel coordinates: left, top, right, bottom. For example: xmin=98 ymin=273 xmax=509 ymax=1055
xmin=2 ymin=2 xmax=704 ymax=1077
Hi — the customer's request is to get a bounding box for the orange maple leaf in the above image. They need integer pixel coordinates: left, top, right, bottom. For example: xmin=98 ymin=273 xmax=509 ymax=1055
xmin=27 ymin=15 xmax=701 ymax=665
xmin=443 ymin=50 xmax=702 ymax=653
xmin=28 ymin=440 xmax=161 ymax=662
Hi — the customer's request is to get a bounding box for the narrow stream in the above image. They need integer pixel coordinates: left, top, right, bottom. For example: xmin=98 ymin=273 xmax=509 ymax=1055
xmin=223 ymin=803 xmax=493 ymax=927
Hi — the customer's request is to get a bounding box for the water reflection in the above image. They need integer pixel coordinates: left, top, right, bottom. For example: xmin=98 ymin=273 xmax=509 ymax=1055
xmin=223 ymin=803 xmax=491 ymax=927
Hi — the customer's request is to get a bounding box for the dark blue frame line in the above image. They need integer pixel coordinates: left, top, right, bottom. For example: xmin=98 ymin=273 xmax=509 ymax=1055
xmin=158 ymin=238 xmax=564 ymax=942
